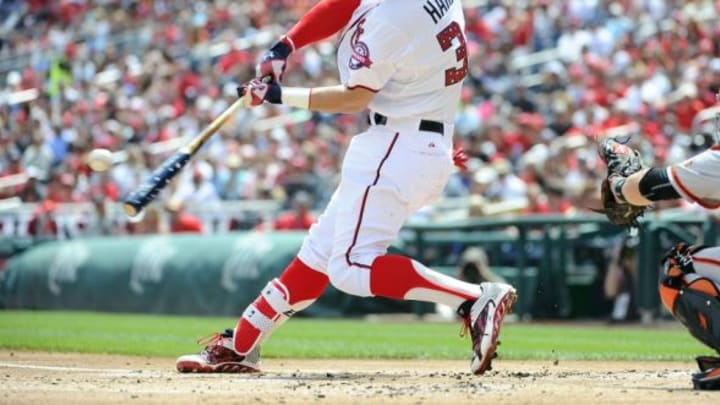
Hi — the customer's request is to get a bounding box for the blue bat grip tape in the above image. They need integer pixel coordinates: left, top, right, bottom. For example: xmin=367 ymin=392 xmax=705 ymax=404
xmin=123 ymin=152 xmax=191 ymax=216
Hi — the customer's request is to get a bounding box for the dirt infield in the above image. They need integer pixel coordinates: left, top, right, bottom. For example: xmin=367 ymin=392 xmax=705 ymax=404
xmin=0 ymin=350 xmax=717 ymax=404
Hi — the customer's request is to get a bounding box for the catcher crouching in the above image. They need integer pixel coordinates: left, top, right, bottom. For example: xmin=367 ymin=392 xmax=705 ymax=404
xmin=598 ymin=136 xmax=720 ymax=390
xmin=660 ymin=243 xmax=720 ymax=390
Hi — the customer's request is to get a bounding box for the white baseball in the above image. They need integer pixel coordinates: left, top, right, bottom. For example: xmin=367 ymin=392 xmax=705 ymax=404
xmin=87 ymin=148 xmax=114 ymax=172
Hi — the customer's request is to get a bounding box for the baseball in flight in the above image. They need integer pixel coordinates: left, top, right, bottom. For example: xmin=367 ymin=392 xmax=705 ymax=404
xmin=87 ymin=148 xmax=114 ymax=172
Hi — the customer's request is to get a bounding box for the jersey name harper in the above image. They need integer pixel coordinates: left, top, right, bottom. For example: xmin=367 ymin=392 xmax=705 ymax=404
xmin=336 ymin=0 xmax=466 ymax=121
xmin=423 ymin=0 xmax=455 ymax=24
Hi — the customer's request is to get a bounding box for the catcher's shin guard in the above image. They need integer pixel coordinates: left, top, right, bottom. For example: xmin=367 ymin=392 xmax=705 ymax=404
xmin=660 ymin=276 xmax=720 ymax=354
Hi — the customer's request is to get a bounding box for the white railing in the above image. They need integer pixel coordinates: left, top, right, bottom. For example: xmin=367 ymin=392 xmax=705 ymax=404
xmin=0 ymin=199 xmax=282 ymax=238
xmin=509 ymin=48 xmax=561 ymax=73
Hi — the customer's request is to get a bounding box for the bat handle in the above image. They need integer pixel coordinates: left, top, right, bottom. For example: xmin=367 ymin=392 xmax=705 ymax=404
xmin=122 ymin=152 xmax=191 ymax=217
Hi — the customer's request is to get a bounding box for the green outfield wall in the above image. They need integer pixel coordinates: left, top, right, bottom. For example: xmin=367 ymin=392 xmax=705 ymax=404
xmin=0 ymin=233 xmax=414 ymax=316
xmin=1 ymin=212 xmax=716 ymax=318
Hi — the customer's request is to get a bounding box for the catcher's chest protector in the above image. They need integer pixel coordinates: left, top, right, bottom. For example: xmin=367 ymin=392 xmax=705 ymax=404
xmin=661 ymin=277 xmax=720 ymax=354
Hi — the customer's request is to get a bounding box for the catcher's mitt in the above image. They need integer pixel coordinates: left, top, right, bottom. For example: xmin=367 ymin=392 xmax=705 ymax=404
xmin=598 ymin=178 xmax=647 ymax=228
xmin=599 ymin=137 xmax=646 ymax=177
xmin=595 ymin=137 xmax=649 ymax=228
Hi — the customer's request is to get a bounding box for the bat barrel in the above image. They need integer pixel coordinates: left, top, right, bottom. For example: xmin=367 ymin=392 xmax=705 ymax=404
xmin=122 ymin=152 xmax=191 ymax=217
xmin=121 ymin=97 xmax=247 ymax=218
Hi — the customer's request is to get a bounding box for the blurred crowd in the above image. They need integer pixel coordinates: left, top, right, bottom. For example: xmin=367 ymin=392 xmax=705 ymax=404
xmin=1 ymin=0 xmax=720 ymax=237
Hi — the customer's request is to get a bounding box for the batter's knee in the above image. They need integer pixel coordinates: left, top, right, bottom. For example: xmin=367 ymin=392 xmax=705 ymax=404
xmin=326 ymin=255 xmax=375 ymax=297
xmin=297 ymin=238 xmax=330 ymax=274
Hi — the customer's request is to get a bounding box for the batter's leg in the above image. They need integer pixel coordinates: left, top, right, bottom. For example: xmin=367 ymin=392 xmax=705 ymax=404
xmin=232 ymin=257 xmax=329 ymax=355
xmin=324 ymin=133 xmax=495 ymax=308
xmin=232 ymin=187 xmax=347 ymax=355
xmin=325 ymin=179 xmax=486 ymax=308
xmin=322 ymin=130 xmax=516 ymax=375
xmin=324 ymin=180 xmax=516 ymax=376
xmin=176 ymin=255 xmax=330 ymax=372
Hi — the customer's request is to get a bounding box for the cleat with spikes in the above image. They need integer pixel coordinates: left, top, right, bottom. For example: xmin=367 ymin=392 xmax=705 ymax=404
xmin=460 ymin=282 xmax=517 ymax=375
xmin=176 ymin=328 xmax=261 ymax=373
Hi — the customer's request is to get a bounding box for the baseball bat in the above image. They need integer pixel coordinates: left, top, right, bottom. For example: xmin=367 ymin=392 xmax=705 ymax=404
xmin=123 ymin=95 xmax=249 ymax=217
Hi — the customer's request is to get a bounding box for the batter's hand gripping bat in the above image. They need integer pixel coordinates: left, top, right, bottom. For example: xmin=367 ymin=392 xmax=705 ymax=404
xmin=122 ymin=93 xmax=251 ymax=217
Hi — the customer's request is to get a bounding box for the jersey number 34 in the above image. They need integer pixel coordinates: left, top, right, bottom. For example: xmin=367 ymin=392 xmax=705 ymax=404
xmin=436 ymin=21 xmax=468 ymax=86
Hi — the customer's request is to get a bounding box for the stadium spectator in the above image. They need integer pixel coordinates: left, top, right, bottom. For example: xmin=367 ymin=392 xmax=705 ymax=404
xmin=126 ymin=206 xmax=163 ymax=235
xmin=214 ymin=153 xmax=249 ymax=200
xmin=456 ymin=247 xmax=506 ymax=285
xmin=16 ymin=174 xmax=42 ymax=204
xmin=271 ymin=191 xmax=315 ymax=231
xmin=604 ymin=237 xmax=640 ymax=323
xmin=21 ymin=128 xmax=53 ymax=183
xmin=165 ymin=198 xmax=203 ymax=234
xmin=0 ymin=0 xmax=719 ymax=234
xmin=26 ymin=199 xmax=58 ymax=238
xmin=174 ymin=162 xmax=220 ymax=205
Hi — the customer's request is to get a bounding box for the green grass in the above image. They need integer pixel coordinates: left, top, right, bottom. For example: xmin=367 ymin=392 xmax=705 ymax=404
xmin=0 ymin=310 xmax=710 ymax=361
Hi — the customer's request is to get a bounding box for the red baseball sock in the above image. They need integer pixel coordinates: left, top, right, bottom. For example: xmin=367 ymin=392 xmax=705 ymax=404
xmin=234 ymin=257 xmax=328 ymax=354
xmin=369 ymin=254 xmax=479 ymax=309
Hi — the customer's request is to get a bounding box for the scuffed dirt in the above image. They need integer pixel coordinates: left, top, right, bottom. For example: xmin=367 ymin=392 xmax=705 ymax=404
xmin=0 ymin=351 xmax=717 ymax=404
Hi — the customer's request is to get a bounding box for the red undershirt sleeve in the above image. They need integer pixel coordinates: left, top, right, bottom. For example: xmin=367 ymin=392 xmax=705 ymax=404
xmin=286 ymin=0 xmax=361 ymax=50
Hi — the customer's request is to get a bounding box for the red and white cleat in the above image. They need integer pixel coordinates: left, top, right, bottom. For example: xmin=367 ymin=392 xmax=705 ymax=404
xmin=465 ymin=282 xmax=517 ymax=375
xmin=176 ymin=329 xmax=261 ymax=373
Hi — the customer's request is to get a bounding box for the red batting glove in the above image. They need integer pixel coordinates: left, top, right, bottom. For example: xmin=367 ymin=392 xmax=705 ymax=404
xmin=452 ymin=146 xmax=469 ymax=171
xmin=237 ymin=78 xmax=282 ymax=106
xmin=256 ymin=37 xmax=293 ymax=82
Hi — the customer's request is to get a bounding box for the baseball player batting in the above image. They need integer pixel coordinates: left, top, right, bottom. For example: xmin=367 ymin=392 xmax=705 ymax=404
xmin=597 ymin=94 xmax=720 ymax=390
xmin=176 ymin=0 xmax=516 ymax=376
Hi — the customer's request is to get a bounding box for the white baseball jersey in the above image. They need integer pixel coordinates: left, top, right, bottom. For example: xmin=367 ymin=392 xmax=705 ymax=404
xmin=668 ymin=146 xmax=720 ymax=209
xmin=296 ymin=0 xmax=471 ymax=298
xmin=336 ymin=0 xmax=467 ymax=122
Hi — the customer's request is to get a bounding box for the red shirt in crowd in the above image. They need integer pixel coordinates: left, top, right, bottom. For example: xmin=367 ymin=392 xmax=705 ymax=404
xmin=170 ymin=213 xmax=204 ymax=233
xmin=675 ymin=98 xmax=705 ymax=133
xmin=273 ymin=212 xmax=316 ymax=230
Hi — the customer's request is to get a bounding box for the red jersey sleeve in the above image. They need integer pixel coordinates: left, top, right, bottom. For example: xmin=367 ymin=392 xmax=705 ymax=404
xmin=286 ymin=0 xmax=361 ymax=50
